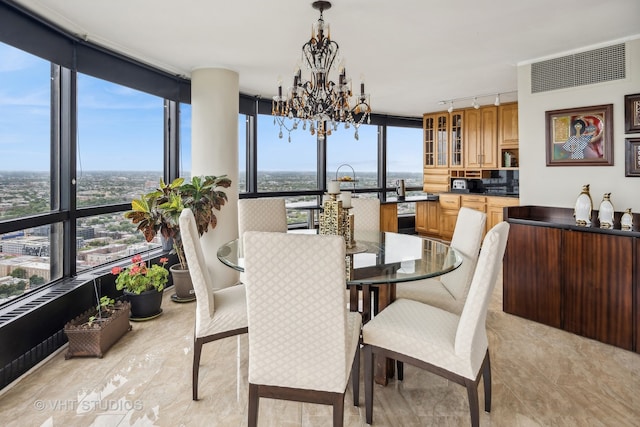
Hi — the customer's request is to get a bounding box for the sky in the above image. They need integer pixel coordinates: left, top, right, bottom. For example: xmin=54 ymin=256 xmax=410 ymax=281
xmin=0 ymin=42 xmax=423 ymax=175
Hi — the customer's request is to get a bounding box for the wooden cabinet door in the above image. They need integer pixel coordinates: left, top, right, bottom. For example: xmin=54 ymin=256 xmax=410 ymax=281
xmin=439 ymin=209 xmax=458 ymax=241
xmin=415 ymin=201 xmax=428 ymax=234
xmin=503 ymin=223 xmax=562 ymax=328
xmin=379 ymin=203 xmax=398 ymax=233
xmin=562 ymin=230 xmax=633 ymax=350
xmin=415 ymin=201 xmax=440 ymax=236
xmin=464 ymin=108 xmax=481 ymax=168
xmin=425 ymin=201 xmax=440 ymax=235
xmin=487 ymin=196 xmax=519 ymax=231
xmin=464 ymin=107 xmax=497 ymax=168
xmin=498 ymin=103 xmax=519 ymax=147
xmin=480 ymin=106 xmax=498 ymax=168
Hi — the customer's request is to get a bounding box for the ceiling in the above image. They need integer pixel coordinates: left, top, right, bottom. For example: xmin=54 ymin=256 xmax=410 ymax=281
xmin=12 ymin=0 xmax=640 ymax=117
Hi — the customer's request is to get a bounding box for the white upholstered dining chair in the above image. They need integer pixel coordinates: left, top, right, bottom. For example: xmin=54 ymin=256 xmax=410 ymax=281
xmin=179 ymin=209 xmax=248 ymax=401
xmin=237 ymin=197 xmax=288 ymax=283
xmin=242 ymin=231 xmax=362 ymax=427
xmin=350 ymin=197 xmax=380 ymax=232
xmin=396 ymin=207 xmax=487 ymax=315
xmin=362 ymin=221 xmax=509 ymax=427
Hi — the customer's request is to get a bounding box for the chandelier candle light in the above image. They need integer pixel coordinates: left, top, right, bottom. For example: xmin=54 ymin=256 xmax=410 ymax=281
xmin=272 ymin=1 xmax=371 ymax=142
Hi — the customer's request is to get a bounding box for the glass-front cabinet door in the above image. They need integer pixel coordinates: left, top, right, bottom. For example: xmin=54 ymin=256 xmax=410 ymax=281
xmin=423 ymin=113 xmax=449 ymax=168
xmin=423 ymin=115 xmax=435 ymax=167
xmin=450 ymin=112 xmax=463 ymax=167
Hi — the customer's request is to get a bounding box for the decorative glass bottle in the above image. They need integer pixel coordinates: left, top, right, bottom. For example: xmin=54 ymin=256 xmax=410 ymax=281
xmin=598 ymin=193 xmax=614 ymax=229
xmin=621 ymin=208 xmax=633 ymax=231
xmin=574 ymin=184 xmax=593 ymax=226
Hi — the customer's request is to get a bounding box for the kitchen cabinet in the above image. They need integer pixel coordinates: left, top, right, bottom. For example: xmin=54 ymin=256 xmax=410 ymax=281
xmin=487 ymin=196 xmax=519 ymax=231
xmin=380 ymin=203 xmax=398 ymax=232
xmin=449 ymin=112 xmax=464 ymax=168
xmin=415 ymin=201 xmax=439 ymax=236
xmin=464 ymin=106 xmax=498 ymax=169
xmin=438 ymin=194 xmax=460 ymax=240
xmin=423 ymin=113 xmax=449 ymax=168
xmin=498 ymin=103 xmax=519 ymax=168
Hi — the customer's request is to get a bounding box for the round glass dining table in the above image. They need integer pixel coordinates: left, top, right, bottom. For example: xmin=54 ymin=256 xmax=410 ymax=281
xmin=217 ymin=230 xmax=463 ymax=385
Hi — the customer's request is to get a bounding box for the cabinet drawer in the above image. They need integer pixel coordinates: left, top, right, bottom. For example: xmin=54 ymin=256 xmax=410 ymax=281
xmin=461 ymin=195 xmax=486 ymax=204
xmin=439 ymin=194 xmax=460 ymax=210
xmin=461 ymin=195 xmax=486 ymax=212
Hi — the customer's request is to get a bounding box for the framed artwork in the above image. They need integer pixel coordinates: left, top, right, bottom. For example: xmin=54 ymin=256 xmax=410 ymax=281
xmin=624 ymin=93 xmax=640 ymax=133
xmin=625 ymin=137 xmax=640 ymax=177
xmin=545 ymin=104 xmax=613 ymax=166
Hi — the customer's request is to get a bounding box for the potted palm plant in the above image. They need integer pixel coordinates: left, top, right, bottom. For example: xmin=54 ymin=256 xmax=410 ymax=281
xmin=124 ymin=175 xmax=232 ymax=302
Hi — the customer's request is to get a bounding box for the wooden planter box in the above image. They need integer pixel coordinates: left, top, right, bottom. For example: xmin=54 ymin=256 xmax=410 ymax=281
xmin=64 ymin=301 xmax=132 ymax=359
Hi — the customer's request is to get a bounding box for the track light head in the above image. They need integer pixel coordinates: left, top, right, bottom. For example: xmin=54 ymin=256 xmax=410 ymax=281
xmin=447 ymin=101 xmax=453 ymax=113
xmin=494 ymin=94 xmax=500 ymax=106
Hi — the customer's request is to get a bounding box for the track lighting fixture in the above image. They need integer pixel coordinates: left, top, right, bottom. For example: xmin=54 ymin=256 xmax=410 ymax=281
xmin=438 ymin=91 xmax=515 ymax=112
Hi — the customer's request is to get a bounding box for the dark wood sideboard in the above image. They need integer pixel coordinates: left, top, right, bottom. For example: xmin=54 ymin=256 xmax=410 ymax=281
xmin=503 ymin=206 xmax=640 ymax=353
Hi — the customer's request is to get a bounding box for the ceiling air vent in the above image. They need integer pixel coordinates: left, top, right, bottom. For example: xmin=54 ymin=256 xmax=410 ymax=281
xmin=531 ymin=43 xmax=625 ymax=93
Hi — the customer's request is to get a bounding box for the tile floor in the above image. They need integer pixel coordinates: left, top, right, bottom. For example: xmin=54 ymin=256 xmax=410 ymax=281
xmin=0 ymin=278 xmax=638 ymax=426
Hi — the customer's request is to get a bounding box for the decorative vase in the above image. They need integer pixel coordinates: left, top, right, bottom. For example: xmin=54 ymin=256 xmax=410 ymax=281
xmin=125 ymin=289 xmax=163 ymax=320
xmin=574 ymin=184 xmax=593 ymax=226
xmin=621 ymin=208 xmax=633 ymax=231
xmin=170 ymin=264 xmax=196 ymax=303
xmin=598 ymin=193 xmax=614 ymax=229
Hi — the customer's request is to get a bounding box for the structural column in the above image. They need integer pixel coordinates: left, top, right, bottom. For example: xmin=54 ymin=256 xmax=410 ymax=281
xmin=191 ymin=68 xmax=239 ymax=289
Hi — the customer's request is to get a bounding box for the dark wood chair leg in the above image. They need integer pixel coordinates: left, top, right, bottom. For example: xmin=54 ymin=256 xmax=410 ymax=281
xmin=332 ymin=394 xmax=345 ymax=427
xmin=351 ymin=344 xmax=360 ymax=406
xmin=192 ymin=337 xmax=203 ymax=400
xmin=248 ymin=383 xmax=259 ymax=427
xmin=364 ymin=345 xmax=374 ymax=424
xmin=396 ymin=360 xmax=404 ymax=381
xmin=483 ymin=351 xmax=492 ymax=412
xmin=465 ymin=378 xmax=480 ymax=427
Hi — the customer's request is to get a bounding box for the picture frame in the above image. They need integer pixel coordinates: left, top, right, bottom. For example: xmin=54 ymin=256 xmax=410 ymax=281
xmin=624 ymin=93 xmax=640 ymax=133
xmin=545 ymin=104 xmax=613 ymax=166
xmin=625 ymin=137 xmax=640 ymax=177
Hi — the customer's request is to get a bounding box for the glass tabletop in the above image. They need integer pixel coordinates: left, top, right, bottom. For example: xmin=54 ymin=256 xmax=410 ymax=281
xmin=217 ymin=231 xmax=463 ymax=285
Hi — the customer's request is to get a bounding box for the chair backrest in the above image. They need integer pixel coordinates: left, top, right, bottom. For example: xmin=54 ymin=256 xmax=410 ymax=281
xmin=243 ymin=231 xmax=350 ymax=393
xmin=440 ymin=207 xmax=487 ymax=299
xmin=350 ymin=197 xmax=380 ymax=232
xmin=454 ymin=221 xmax=510 ymax=371
xmin=179 ymin=209 xmax=216 ymax=334
xmin=238 ymin=198 xmax=288 ymax=237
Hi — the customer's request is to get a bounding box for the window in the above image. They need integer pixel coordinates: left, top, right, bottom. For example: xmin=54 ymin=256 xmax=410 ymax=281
xmin=0 ymin=42 xmax=52 ymax=220
xmin=76 ymin=73 xmax=164 ymax=207
xmin=76 ymin=213 xmax=156 ymax=272
xmin=257 ymin=115 xmax=318 ymax=192
xmin=238 ymin=114 xmax=247 ymax=193
xmin=180 ymin=102 xmax=192 ymax=180
xmin=386 ymin=125 xmax=423 ymax=214
xmin=326 ymin=123 xmax=378 ymax=188
xmin=0 ymin=223 xmax=63 ymax=303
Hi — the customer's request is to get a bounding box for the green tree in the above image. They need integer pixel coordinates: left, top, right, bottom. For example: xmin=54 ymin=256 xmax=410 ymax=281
xmin=10 ymin=268 xmax=27 ymax=279
xmin=29 ymin=275 xmax=45 ymax=286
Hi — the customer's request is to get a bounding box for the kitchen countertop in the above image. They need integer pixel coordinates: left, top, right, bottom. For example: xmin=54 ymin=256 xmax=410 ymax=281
xmin=383 ymin=195 xmax=440 ymax=204
xmin=446 ymin=191 xmax=520 ymax=198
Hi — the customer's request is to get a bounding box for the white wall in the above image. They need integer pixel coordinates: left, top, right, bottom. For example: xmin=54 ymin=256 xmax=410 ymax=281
xmin=518 ymin=37 xmax=640 ymax=212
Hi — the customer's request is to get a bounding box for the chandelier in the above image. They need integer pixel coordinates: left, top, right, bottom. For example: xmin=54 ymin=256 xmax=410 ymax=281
xmin=272 ymin=1 xmax=371 ymax=142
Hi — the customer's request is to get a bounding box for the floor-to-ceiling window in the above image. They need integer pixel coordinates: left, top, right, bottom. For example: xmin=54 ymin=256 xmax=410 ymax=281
xmin=0 ymin=42 xmax=60 ymax=303
xmin=386 ymin=125 xmax=423 ymax=214
xmin=326 ymin=123 xmax=379 ymax=198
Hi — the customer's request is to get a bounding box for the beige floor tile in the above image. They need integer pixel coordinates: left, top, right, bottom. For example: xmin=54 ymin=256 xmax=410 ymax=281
xmin=1 ymin=283 xmax=639 ymax=426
